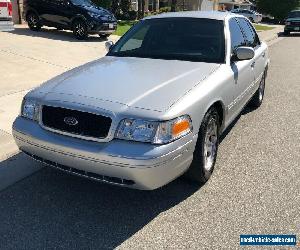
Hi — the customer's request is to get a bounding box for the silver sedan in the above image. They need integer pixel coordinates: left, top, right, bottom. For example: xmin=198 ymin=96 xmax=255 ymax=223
xmin=12 ymin=11 xmax=269 ymax=190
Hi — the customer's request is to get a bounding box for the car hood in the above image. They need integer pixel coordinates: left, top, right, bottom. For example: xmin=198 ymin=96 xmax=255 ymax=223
xmin=286 ymin=17 xmax=300 ymax=22
xmin=35 ymin=56 xmax=220 ymax=112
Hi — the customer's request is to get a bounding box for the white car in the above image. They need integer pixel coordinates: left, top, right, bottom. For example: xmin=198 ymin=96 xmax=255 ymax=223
xmin=231 ymin=9 xmax=262 ymax=23
xmin=0 ymin=0 xmax=14 ymax=31
xmin=13 ymin=11 xmax=269 ymax=190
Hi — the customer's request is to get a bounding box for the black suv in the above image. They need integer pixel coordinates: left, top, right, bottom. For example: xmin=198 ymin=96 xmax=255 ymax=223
xmin=23 ymin=0 xmax=117 ymax=39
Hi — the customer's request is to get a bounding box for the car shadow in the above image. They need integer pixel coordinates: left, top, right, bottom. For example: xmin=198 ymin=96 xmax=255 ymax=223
xmin=0 ymin=152 xmax=200 ymax=249
xmin=7 ymin=26 xmax=109 ymax=43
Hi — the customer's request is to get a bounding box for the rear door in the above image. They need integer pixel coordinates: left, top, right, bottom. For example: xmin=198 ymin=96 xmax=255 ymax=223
xmin=237 ymin=17 xmax=266 ymax=96
xmin=46 ymin=0 xmax=72 ymax=27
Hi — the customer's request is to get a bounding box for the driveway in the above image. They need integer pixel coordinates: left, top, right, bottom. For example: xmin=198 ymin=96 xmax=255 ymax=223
xmin=0 ymin=25 xmax=119 ymax=156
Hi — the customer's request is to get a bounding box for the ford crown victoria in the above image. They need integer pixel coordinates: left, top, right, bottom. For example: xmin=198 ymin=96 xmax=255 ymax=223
xmin=13 ymin=11 xmax=269 ymax=190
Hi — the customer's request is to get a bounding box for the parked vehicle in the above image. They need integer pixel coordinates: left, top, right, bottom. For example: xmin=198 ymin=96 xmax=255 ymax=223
xmin=13 ymin=11 xmax=269 ymax=190
xmin=0 ymin=0 xmax=14 ymax=31
xmin=284 ymin=10 xmax=300 ymax=35
xmin=231 ymin=9 xmax=262 ymax=23
xmin=23 ymin=0 xmax=117 ymax=40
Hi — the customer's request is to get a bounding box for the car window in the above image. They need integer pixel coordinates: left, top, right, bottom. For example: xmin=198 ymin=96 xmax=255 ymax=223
xmin=109 ymin=18 xmax=226 ymax=63
xmin=229 ymin=18 xmax=246 ymax=53
xmin=288 ymin=11 xmax=300 ymax=18
xmin=237 ymin=17 xmax=260 ymax=48
xmin=120 ymin=25 xmax=150 ymax=51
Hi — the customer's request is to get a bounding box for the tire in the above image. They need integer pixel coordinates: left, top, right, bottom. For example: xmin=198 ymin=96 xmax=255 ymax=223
xmin=185 ymin=107 xmax=220 ymax=184
xmin=27 ymin=12 xmax=42 ymax=31
xmin=99 ymin=34 xmax=110 ymax=39
xmin=249 ymin=70 xmax=266 ymax=108
xmin=72 ymin=19 xmax=88 ymax=40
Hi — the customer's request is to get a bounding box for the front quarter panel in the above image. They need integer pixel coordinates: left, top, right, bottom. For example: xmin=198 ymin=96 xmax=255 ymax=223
xmin=164 ymin=65 xmax=234 ymax=135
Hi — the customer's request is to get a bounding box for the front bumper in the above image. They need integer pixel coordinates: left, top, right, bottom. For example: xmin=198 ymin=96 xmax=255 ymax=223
xmin=87 ymin=19 xmax=117 ymax=35
xmin=12 ymin=117 xmax=196 ymax=190
xmin=285 ymin=25 xmax=300 ymax=32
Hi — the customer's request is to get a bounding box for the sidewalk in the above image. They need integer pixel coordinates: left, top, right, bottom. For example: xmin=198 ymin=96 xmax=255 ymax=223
xmin=258 ymin=25 xmax=284 ymax=43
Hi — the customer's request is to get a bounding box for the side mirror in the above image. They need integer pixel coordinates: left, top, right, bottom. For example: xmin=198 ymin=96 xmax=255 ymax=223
xmin=105 ymin=41 xmax=114 ymax=52
xmin=233 ymin=47 xmax=255 ymax=61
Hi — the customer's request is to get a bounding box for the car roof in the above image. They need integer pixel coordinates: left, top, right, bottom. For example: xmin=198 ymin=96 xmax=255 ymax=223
xmin=143 ymin=11 xmax=238 ymax=21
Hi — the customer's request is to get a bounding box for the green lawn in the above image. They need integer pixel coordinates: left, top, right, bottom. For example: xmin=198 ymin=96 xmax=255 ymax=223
xmin=254 ymin=24 xmax=275 ymax=32
xmin=113 ymin=21 xmax=136 ymax=36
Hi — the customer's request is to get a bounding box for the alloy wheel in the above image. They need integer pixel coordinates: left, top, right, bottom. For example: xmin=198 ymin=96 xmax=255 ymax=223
xmin=204 ymin=117 xmax=218 ymax=172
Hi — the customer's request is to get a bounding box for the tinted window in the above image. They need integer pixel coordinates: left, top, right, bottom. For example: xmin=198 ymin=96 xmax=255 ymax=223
xmin=237 ymin=18 xmax=260 ymax=48
xmin=229 ymin=18 xmax=246 ymax=53
xmin=288 ymin=11 xmax=300 ymax=18
xmin=109 ymin=18 xmax=226 ymax=63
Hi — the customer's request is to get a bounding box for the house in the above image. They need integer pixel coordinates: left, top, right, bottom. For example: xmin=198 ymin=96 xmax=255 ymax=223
xmin=218 ymin=0 xmax=255 ymax=11
xmin=131 ymin=0 xmax=219 ymax=12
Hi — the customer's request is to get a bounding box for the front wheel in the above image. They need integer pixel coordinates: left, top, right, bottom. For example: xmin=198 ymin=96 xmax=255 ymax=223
xmin=72 ymin=20 xmax=88 ymax=40
xmin=27 ymin=12 xmax=42 ymax=31
xmin=185 ymin=107 xmax=220 ymax=184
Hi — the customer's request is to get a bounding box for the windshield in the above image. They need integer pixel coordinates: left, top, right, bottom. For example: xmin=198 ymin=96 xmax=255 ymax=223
xmin=71 ymin=0 xmax=93 ymax=6
xmin=108 ymin=18 xmax=225 ymax=63
xmin=288 ymin=11 xmax=300 ymax=18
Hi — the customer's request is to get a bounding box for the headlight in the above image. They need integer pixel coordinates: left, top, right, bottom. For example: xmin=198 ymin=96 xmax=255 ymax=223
xmin=21 ymin=99 xmax=40 ymax=121
xmin=115 ymin=115 xmax=192 ymax=144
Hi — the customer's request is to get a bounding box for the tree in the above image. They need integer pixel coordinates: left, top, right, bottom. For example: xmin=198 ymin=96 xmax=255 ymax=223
xmin=138 ymin=0 xmax=145 ymax=19
xmin=110 ymin=0 xmax=120 ymax=15
xmin=257 ymin=0 xmax=300 ymax=21
xmin=171 ymin=0 xmax=177 ymax=12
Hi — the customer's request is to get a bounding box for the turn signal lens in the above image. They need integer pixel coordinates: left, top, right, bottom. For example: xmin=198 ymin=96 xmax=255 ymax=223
xmin=153 ymin=115 xmax=192 ymax=144
xmin=172 ymin=119 xmax=191 ymax=137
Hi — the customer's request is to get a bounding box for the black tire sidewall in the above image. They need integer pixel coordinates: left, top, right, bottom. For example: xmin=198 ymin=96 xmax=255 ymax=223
xmin=27 ymin=13 xmax=41 ymax=31
xmin=186 ymin=108 xmax=220 ymax=183
xmin=250 ymin=70 xmax=266 ymax=108
xmin=73 ymin=20 xmax=88 ymax=40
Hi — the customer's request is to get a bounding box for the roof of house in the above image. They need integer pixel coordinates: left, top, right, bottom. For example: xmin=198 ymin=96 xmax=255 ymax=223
xmin=144 ymin=11 xmax=235 ymax=21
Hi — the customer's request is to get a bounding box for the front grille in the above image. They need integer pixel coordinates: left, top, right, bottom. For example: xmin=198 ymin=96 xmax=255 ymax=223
xmin=42 ymin=106 xmax=112 ymax=139
xmin=290 ymin=21 xmax=300 ymax=26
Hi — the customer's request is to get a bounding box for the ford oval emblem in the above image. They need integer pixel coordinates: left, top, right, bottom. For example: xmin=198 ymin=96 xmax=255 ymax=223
xmin=63 ymin=116 xmax=78 ymax=126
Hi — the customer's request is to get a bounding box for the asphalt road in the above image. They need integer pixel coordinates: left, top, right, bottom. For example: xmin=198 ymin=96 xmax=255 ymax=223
xmin=0 ymin=35 xmax=299 ymax=249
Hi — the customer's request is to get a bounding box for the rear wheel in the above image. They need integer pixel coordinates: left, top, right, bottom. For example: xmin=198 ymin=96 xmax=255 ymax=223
xmin=249 ymin=70 xmax=266 ymax=108
xmin=185 ymin=107 xmax=220 ymax=184
xmin=27 ymin=12 xmax=41 ymax=31
xmin=72 ymin=20 xmax=88 ymax=40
